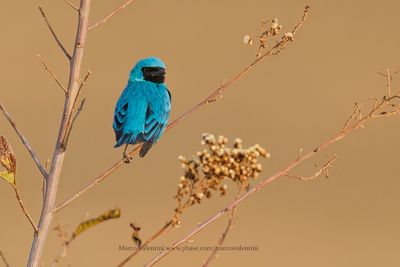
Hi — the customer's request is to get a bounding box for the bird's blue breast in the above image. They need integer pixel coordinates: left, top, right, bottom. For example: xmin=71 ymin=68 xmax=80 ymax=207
xmin=113 ymin=80 xmax=171 ymax=148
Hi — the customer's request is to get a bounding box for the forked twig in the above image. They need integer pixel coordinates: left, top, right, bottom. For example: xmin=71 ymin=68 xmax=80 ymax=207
xmin=61 ymin=70 xmax=91 ymax=149
xmin=72 ymin=71 xmax=91 ymax=113
xmin=0 ymin=102 xmax=48 ymax=179
xmin=89 ymin=0 xmax=136 ymax=31
xmin=285 ymin=155 xmax=337 ymax=181
xmin=38 ymin=6 xmax=72 ymax=60
xmin=54 ymin=5 xmax=311 ymax=213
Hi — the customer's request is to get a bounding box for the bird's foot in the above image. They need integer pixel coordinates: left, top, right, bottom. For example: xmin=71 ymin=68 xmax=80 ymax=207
xmin=123 ymin=153 xmax=133 ymax=164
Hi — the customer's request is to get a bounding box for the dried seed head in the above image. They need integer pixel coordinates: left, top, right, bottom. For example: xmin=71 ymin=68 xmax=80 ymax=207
xmin=172 ymin=134 xmax=270 ymax=226
xmin=243 ymin=35 xmax=254 ymax=45
xmin=284 ymin=32 xmax=294 ymax=41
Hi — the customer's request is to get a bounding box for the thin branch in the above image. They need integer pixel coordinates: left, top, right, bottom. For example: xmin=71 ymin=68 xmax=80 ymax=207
xmin=202 ymin=185 xmax=245 ymax=267
xmin=117 ymin=221 xmax=173 ymax=267
xmin=378 ymin=69 xmax=393 ymax=97
xmin=72 ymin=98 xmax=86 ymax=125
xmin=386 ymin=69 xmax=392 ymax=97
xmin=0 ymin=250 xmax=10 ymax=267
xmin=64 ymin=0 xmax=79 ymax=11
xmin=72 ymin=71 xmax=91 ymax=114
xmin=285 ymin=155 xmax=337 ymax=181
xmin=77 ymin=71 xmax=91 ymax=96
xmin=54 ymin=6 xmax=311 ymax=213
xmin=372 ymin=106 xmax=400 ymax=118
xmin=143 ymin=92 xmax=400 ymax=266
xmin=89 ymin=0 xmax=136 ymax=31
xmin=0 ymin=102 xmax=48 ymax=179
xmin=13 ymin=184 xmax=38 ymax=233
xmin=37 ymin=55 xmax=67 ymax=95
xmin=62 ymin=98 xmax=87 ymax=149
xmin=38 ymin=6 xmax=72 ymax=61
xmin=54 ymin=149 xmax=138 ymax=213
xmin=61 ymin=71 xmax=91 ymax=149
xmin=342 ymin=102 xmax=362 ymax=130
xmin=202 ymin=208 xmax=237 ymax=266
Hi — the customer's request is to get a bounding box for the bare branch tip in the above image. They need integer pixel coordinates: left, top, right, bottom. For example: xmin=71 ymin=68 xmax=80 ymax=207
xmin=37 ymin=6 xmax=72 ymax=60
xmin=89 ymin=0 xmax=136 ymax=31
xmin=64 ymin=0 xmax=79 ymax=11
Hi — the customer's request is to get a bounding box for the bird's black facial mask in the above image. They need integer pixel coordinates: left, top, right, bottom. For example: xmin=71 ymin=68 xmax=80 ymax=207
xmin=142 ymin=67 xmax=166 ymax=84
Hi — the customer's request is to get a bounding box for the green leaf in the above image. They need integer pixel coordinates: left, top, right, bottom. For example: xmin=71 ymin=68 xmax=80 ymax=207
xmin=72 ymin=208 xmax=121 ymax=239
xmin=0 ymin=171 xmax=15 ymax=185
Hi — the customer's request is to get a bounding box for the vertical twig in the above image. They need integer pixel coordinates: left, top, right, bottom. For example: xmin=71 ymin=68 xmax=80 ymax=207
xmin=378 ymin=69 xmax=393 ymax=97
xmin=386 ymin=69 xmax=391 ymax=97
xmin=27 ymin=1 xmax=92 ymax=266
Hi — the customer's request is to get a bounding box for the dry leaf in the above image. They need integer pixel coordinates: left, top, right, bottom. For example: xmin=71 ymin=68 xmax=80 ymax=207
xmin=0 ymin=136 xmax=16 ymax=185
xmin=71 ymin=208 xmax=121 ymax=239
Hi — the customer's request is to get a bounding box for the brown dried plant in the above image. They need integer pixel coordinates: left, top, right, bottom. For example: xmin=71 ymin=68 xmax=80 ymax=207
xmin=172 ymin=134 xmax=269 ymax=227
xmin=118 ymin=135 xmax=269 ymax=267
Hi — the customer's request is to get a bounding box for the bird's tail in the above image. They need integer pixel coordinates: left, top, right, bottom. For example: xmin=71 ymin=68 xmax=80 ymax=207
xmin=139 ymin=142 xmax=153 ymax=157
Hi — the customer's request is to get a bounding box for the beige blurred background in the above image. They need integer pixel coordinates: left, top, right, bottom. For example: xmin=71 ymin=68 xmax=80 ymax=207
xmin=0 ymin=0 xmax=399 ymax=266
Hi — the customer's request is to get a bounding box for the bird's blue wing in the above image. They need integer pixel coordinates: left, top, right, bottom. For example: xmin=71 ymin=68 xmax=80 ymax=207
xmin=143 ymin=83 xmax=171 ymax=142
xmin=138 ymin=83 xmax=171 ymax=157
xmin=113 ymin=82 xmax=148 ymax=147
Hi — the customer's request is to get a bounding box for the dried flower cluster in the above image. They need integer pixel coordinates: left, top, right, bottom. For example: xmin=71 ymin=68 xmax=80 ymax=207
xmin=172 ymin=134 xmax=270 ymax=226
xmin=243 ymin=18 xmax=283 ymax=47
xmin=242 ymin=5 xmax=311 ymax=59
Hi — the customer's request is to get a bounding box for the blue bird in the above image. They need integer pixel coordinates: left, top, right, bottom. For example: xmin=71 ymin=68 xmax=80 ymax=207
xmin=113 ymin=57 xmax=171 ymax=162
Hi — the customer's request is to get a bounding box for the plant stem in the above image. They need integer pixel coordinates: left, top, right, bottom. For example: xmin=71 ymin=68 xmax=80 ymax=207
xmin=27 ymin=1 xmax=91 ymax=266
